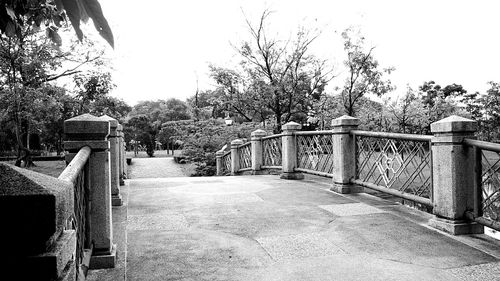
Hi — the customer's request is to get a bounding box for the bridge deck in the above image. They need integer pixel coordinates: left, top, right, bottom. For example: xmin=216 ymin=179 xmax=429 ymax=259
xmin=87 ymin=164 xmax=500 ymax=280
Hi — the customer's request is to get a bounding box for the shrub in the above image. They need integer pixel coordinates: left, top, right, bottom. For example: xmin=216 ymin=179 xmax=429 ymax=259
xmin=161 ymin=119 xmax=271 ymax=176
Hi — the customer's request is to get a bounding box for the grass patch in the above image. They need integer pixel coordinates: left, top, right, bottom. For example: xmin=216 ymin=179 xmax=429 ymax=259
xmin=4 ymin=160 xmax=66 ymax=178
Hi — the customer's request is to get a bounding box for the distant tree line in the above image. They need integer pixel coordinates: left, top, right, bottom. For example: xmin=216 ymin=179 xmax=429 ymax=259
xmin=187 ymin=10 xmax=500 ymax=141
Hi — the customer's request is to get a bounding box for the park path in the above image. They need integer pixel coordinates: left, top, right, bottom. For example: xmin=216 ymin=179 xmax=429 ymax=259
xmin=126 ymin=157 xmax=186 ymax=178
xmin=87 ymin=156 xmax=500 ymax=281
xmin=88 ymin=175 xmax=500 ymax=281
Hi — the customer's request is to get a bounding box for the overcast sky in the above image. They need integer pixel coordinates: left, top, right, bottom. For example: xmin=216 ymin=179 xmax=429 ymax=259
xmin=97 ymin=0 xmax=500 ymax=105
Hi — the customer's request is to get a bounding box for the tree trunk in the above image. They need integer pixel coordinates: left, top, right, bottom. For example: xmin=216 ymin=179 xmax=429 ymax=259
xmin=274 ymin=112 xmax=282 ymax=134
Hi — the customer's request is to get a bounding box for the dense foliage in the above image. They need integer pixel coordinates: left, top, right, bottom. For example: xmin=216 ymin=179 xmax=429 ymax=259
xmin=0 ymin=17 xmax=125 ymax=165
xmin=0 ymin=0 xmax=113 ymax=47
xmin=124 ymin=99 xmax=191 ymax=157
xmin=160 ymin=119 xmax=269 ymax=176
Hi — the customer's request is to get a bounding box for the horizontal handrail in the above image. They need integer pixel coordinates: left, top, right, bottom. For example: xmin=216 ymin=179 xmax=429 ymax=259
xmin=58 ymin=146 xmax=91 ymax=184
xmin=295 ymin=168 xmax=333 ymax=178
xmin=351 ymin=179 xmax=432 ymax=207
xmin=262 ymin=134 xmax=283 ymax=140
xmin=238 ymin=142 xmax=251 ymax=149
xmin=466 ymin=211 xmax=500 ymax=232
xmin=294 ymin=130 xmax=333 ymax=136
xmin=350 ymin=130 xmax=432 ymax=142
xmin=261 ymin=165 xmax=282 ymax=169
xmin=463 ymin=138 xmax=500 ymax=152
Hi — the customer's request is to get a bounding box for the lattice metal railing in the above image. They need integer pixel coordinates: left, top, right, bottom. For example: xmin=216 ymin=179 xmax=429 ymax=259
xmin=238 ymin=142 xmax=252 ymax=170
xmin=73 ymin=164 xmax=90 ymax=277
xmin=221 ymin=151 xmax=231 ymax=175
xmin=262 ymin=135 xmax=282 ymax=167
xmin=464 ymin=139 xmax=500 ymax=231
xmin=296 ymin=132 xmax=334 ymax=176
xmin=58 ymin=146 xmax=92 ymax=279
xmin=481 ymin=150 xmax=500 ymax=223
xmin=352 ymin=131 xmax=432 ymax=205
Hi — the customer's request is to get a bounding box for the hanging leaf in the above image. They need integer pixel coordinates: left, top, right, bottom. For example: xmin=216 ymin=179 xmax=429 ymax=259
xmin=62 ymin=0 xmax=83 ymax=40
xmin=77 ymin=0 xmax=89 ymax=22
xmin=80 ymin=0 xmax=113 ymax=48
xmin=5 ymin=6 xmax=16 ymax=20
xmin=54 ymin=0 xmax=64 ymax=10
xmin=5 ymin=21 xmax=16 ymax=37
xmin=47 ymin=27 xmax=62 ymax=46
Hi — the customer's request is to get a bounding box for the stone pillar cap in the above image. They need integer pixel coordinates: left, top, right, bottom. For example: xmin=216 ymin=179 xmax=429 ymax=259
xmin=281 ymin=122 xmax=302 ymax=131
xmin=231 ymin=139 xmax=244 ymax=146
xmin=0 ymin=163 xmax=73 ymax=254
xmin=430 ymin=115 xmax=477 ymax=133
xmin=99 ymin=114 xmax=119 ymax=128
xmin=251 ymin=129 xmax=267 ymax=137
xmin=331 ymin=115 xmax=360 ymax=127
xmin=64 ymin=114 xmax=110 ymax=140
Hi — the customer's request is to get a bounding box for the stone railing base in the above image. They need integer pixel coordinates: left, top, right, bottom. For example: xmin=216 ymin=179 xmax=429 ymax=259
xmin=330 ymin=183 xmax=363 ymax=194
xmin=428 ymin=216 xmax=484 ymax=235
xmin=89 ymin=244 xmax=117 ymax=269
xmin=280 ymin=172 xmax=304 ymax=180
xmin=112 ymin=194 xmax=123 ymax=206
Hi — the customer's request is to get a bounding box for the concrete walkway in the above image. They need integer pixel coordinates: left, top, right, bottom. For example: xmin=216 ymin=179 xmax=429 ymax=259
xmin=89 ymin=173 xmax=500 ymax=281
xmin=126 ymin=157 xmax=186 ymax=178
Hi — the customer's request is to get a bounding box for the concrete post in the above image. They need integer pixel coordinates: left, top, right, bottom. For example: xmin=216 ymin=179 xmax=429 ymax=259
xmin=428 ymin=115 xmax=483 ymax=235
xmin=99 ymin=115 xmax=122 ymax=206
xmin=64 ymin=113 xmax=116 ymax=268
xmin=117 ymin=124 xmax=126 ymax=185
xmin=216 ymin=150 xmax=224 ymax=176
xmin=251 ymin=129 xmax=267 ymax=174
xmin=280 ymin=122 xmax=304 ymax=180
xmin=231 ymin=139 xmax=243 ymax=175
xmin=331 ymin=115 xmax=362 ymax=194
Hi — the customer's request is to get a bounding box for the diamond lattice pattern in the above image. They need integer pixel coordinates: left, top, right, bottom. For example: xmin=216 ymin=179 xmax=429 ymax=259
xmin=263 ymin=137 xmax=282 ymax=166
xmin=481 ymin=150 xmax=500 ymax=222
xmin=222 ymin=152 xmax=231 ymax=175
xmin=355 ymin=136 xmax=431 ymax=198
xmin=238 ymin=143 xmax=252 ymax=169
xmin=296 ymin=134 xmax=334 ymax=174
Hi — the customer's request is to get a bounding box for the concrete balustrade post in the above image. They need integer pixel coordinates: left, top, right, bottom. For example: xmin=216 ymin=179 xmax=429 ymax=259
xmin=331 ymin=115 xmax=362 ymax=194
xmin=280 ymin=122 xmax=304 ymax=180
xmin=99 ymin=115 xmax=122 ymax=206
xmin=117 ymin=124 xmax=126 ymax=185
xmin=216 ymin=150 xmax=224 ymax=176
xmin=64 ymin=113 xmax=116 ymax=268
xmin=251 ymin=129 xmax=267 ymax=174
xmin=428 ymin=115 xmax=483 ymax=235
xmin=231 ymin=139 xmax=244 ymax=175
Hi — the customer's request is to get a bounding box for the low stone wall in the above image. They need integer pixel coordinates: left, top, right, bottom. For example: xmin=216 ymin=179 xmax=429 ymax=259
xmin=0 ymin=163 xmax=76 ymax=280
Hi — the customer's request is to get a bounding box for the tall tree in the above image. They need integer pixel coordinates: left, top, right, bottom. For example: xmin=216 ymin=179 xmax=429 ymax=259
xmin=417 ymin=81 xmax=467 ymax=134
xmin=129 ymin=99 xmax=191 ymax=124
xmin=73 ymin=70 xmax=131 ymax=121
xmin=463 ymin=82 xmax=500 ymax=141
xmin=127 ymin=99 xmax=191 ymax=156
xmin=339 ymin=28 xmax=394 ymax=116
xmin=0 ymin=21 xmax=104 ymax=166
xmin=389 ymin=86 xmax=427 ymax=134
xmin=186 ymin=89 xmax=225 ymax=120
xmin=231 ymin=10 xmax=333 ymax=132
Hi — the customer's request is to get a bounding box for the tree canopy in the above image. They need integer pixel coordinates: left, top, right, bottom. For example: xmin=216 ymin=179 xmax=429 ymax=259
xmin=0 ymin=0 xmax=113 ymax=47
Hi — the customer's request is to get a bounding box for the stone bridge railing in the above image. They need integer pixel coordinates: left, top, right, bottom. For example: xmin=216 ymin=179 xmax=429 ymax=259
xmin=216 ymin=115 xmax=500 ymax=236
xmin=0 ymin=113 xmax=127 ymax=281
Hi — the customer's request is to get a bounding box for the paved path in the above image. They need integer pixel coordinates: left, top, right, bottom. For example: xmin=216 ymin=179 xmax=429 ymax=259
xmin=89 ymin=175 xmax=500 ymax=281
xmin=127 ymin=157 xmax=186 ymax=178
